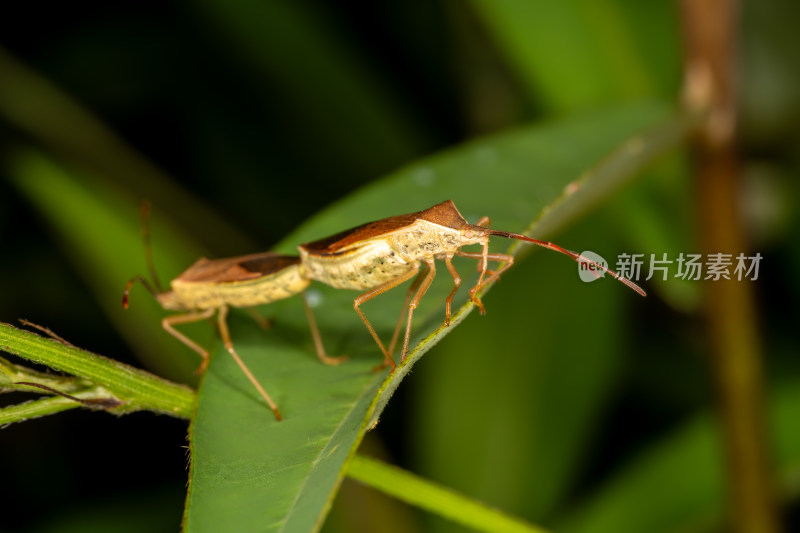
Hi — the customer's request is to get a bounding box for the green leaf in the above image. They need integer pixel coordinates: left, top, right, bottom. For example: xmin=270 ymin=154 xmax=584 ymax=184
xmin=184 ymin=101 xmax=694 ymax=532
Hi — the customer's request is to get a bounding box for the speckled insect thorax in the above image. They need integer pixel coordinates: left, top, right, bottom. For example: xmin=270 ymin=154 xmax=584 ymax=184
xmin=298 ymin=201 xmax=485 ymax=291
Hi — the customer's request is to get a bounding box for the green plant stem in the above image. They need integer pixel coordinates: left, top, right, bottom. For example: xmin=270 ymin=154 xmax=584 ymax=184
xmin=346 ymin=455 xmax=549 ymax=533
xmin=0 ymin=322 xmax=195 ymax=418
xmin=0 ymin=395 xmax=83 ymax=425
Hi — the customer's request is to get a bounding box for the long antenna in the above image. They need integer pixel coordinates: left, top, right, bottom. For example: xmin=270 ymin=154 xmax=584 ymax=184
xmin=122 ymin=202 xmax=166 ymax=309
xmin=487 ymin=229 xmax=647 ymax=297
xmin=140 ymin=201 xmax=164 ymax=293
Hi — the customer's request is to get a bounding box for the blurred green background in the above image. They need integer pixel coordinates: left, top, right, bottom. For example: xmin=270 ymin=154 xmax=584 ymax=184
xmin=1 ymin=1 xmax=798 ymax=532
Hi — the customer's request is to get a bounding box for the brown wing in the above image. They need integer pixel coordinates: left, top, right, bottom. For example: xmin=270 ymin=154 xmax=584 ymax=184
xmin=415 ymin=200 xmax=471 ymax=230
xmin=301 ymin=200 xmax=469 ymax=255
xmin=176 ymin=253 xmax=301 ymax=283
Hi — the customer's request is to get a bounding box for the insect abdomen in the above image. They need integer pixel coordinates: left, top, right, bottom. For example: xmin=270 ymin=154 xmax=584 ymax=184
xmin=165 ymin=265 xmax=311 ymax=310
xmin=300 ymin=240 xmax=412 ymax=290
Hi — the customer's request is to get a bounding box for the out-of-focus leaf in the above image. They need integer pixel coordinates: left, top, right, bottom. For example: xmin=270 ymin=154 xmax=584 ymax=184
xmin=413 ymin=221 xmax=627 ymax=529
xmin=554 ymin=383 xmax=800 ymax=533
xmin=470 ymin=0 xmax=694 ymax=313
xmin=470 ymin=0 xmax=678 ymax=113
xmin=188 ymin=0 xmax=431 ymax=179
xmin=0 ymin=46 xmax=252 ymax=253
xmin=7 ymin=150 xmax=203 ymax=380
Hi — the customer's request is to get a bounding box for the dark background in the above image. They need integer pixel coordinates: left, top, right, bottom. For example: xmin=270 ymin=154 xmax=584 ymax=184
xmin=1 ymin=2 xmax=798 ymax=532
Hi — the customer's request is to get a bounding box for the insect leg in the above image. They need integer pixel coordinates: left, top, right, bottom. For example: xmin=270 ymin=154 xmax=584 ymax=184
xmin=454 ymin=250 xmax=515 ymax=314
xmin=217 ymin=305 xmax=282 ymax=421
xmin=353 ymin=263 xmax=420 ymax=371
xmin=443 ymin=253 xmax=460 ymax=326
xmin=245 ymin=308 xmax=274 ymax=330
xmin=161 ymin=308 xmax=216 ymax=373
xmin=387 ymin=263 xmax=430 ymax=358
xmin=138 ymin=201 xmax=165 ymax=294
xmin=399 ymin=257 xmax=437 ymax=362
xmin=302 ymin=292 xmax=348 ymax=365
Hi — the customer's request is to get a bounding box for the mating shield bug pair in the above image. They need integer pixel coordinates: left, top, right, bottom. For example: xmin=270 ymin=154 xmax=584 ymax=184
xmin=125 ymin=201 xmax=645 ymax=420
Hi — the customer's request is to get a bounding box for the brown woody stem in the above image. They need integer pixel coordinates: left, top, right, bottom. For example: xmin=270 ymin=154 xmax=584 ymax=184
xmin=681 ymin=1 xmax=781 ymax=531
